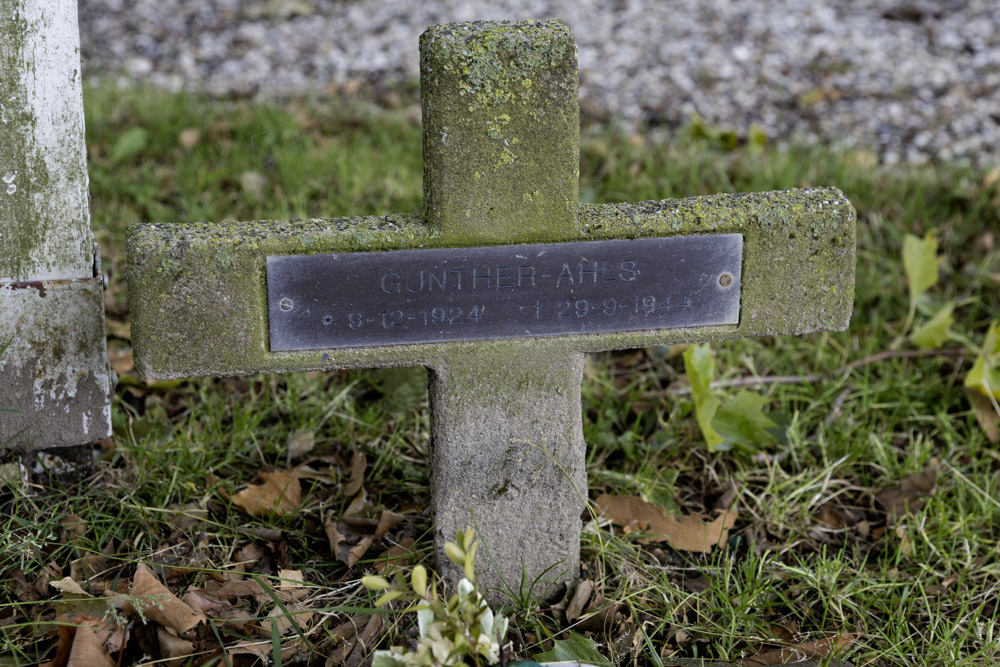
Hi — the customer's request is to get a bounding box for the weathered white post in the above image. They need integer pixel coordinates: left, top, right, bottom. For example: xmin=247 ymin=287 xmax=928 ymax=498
xmin=0 ymin=0 xmax=112 ymax=451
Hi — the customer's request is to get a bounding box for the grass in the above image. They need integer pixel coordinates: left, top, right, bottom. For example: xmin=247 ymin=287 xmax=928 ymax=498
xmin=1 ymin=83 xmax=999 ymax=666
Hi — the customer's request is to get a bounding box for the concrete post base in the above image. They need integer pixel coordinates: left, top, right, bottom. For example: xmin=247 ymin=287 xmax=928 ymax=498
xmin=429 ymin=346 xmax=587 ymax=603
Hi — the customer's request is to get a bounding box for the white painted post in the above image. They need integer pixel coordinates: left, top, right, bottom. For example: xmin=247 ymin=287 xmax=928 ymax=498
xmin=0 ymin=0 xmax=113 ymax=450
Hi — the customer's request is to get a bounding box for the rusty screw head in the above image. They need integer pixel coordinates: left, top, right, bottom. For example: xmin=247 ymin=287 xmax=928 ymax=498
xmin=718 ymin=272 xmax=733 ymax=288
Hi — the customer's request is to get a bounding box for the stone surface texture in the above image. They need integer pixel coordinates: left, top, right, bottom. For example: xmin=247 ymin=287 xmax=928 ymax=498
xmin=0 ymin=0 xmax=113 ymax=451
xmin=1 ymin=0 xmax=93 ymax=282
xmin=78 ymin=0 xmax=1000 ymax=167
xmin=0 ymin=279 xmax=113 ymax=450
xmin=421 ymin=20 xmax=579 ymax=242
xmin=429 ymin=347 xmax=586 ymax=597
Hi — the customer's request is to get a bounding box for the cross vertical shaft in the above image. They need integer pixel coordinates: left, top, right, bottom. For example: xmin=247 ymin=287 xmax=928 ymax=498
xmin=429 ymin=346 xmax=586 ymax=596
xmin=420 ymin=20 xmax=579 ymax=242
xmin=420 ymin=20 xmax=587 ymax=596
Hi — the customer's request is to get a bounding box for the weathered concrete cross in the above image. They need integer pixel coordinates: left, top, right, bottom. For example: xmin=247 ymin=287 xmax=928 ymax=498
xmin=127 ymin=20 xmax=855 ymax=600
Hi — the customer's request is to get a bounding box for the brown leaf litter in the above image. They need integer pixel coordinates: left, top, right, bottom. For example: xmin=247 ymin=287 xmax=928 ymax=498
xmin=965 ymin=389 xmax=1000 ymax=444
xmin=563 ymin=579 xmax=631 ymax=635
xmin=328 ymin=613 xmax=386 ymax=667
xmin=41 ymin=615 xmax=119 ymax=667
xmin=286 ymin=429 xmax=316 ymax=462
xmin=229 ymin=469 xmax=302 ymax=516
xmin=343 ymin=450 xmax=367 ymax=497
xmin=875 ymin=458 xmax=940 ymax=522
xmin=325 ymin=508 xmax=404 ymax=567
xmin=595 ymin=494 xmax=738 ymax=552
xmin=373 ymin=536 xmax=416 ymax=574
xmin=123 ymin=564 xmax=206 ymax=635
xmin=742 ymin=632 xmax=857 ymax=666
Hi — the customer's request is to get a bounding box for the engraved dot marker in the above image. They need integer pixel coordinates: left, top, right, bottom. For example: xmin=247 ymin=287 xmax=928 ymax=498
xmin=719 ymin=272 xmax=733 ymax=287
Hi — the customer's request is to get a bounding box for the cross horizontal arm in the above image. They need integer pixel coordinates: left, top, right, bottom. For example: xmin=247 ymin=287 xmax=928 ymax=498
xmin=126 ymin=187 xmax=854 ymax=380
xmin=579 ymin=187 xmax=856 ymax=343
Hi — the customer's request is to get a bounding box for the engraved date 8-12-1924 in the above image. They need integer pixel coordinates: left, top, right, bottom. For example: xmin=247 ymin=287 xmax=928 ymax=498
xmin=266 ymin=235 xmax=743 ymax=351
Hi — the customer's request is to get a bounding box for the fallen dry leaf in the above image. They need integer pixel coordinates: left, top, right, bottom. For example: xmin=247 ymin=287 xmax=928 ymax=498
xmin=125 ymin=564 xmax=205 ymax=635
xmin=769 ymin=621 xmax=797 ymax=644
xmin=374 ymin=536 xmax=416 ymax=574
xmin=566 ymin=579 xmax=595 ymax=622
xmin=566 ymin=583 xmax=626 ymax=634
xmin=595 ymin=494 xmax=738 ymax=553
xmin=194 ymin=577 xmax=268 ymax=615
xmin=343 ymin=450 xmax=367 ymax=497
xmin=325 ymin=509 xmax=403 ymax=567
xmin=344 ymin=487 xmax=371 ymax=518
xmin=260 ymin=603 xmax=315 ymax=637
xmin=166 ymin=502 xmax=209 ymax=531
xmin=249 ymin=525 xmax=284 ymax=541
xmin=234 ymin=542 xmax=268 ymax=574
xmin=107 ymin=348 xmax=134 ymax=374
xmin=0 ymin=461 xmax=22 ymax=487
xmin=231 ymin=470 xmax=302 ymax=516
xmin=40 ymin=615 xmax=118 ymax=667
xmin=287 ymin=430 xmax=315 ymax=461
xmin=228 ymin=638 xmax=270 ymax=659
xmin=177 ymin=128 xmax=200 ymax=149
xmin=71 ymin=540 xmax=114 ymax=581
xmin=61 ymin=514 xmax=87 ymax=541
xmin=876 ymin=458 xmax=940 ymax=521
xmin=215 ymin=607 xmax=261 ymax=633
xmin=67 ymin=624 xmax=116 ymax=667
xmin=291 ymin=462 xmax=336 ymax=482
xmin=966 ymin=389 xmax=1000 ymax=444
xmin=148 ymin=534 xmax=211 ymax=583
xmin=180 ymin=589 xmax=228 ymax=614
xmin=278 ymin=569 xmax=309 ymax=601
xmin=50 ymin=577 xmax=88 ymax=597
xmin=815 ymin=504 xmax=847 ymax=529
xmin=10 ymin=569 xmax=37 ymax=603
xmin=329 ymin=614 xmax=385 ymax=667
xmin=156 ymin=626 xmax=195 ymax=659
xmin=326 ymin=523 xmax=371 ymax=568
xmin=230 ymin=634 xmax=310 ymax=663
xmin=742 ymin=632 xmax=857 ymax=665
xmin=49 ymin=578 xmax=111 ymax=619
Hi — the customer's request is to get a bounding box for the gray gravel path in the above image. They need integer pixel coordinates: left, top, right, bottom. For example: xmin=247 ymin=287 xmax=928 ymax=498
xmin=78 ymin=0 xmax=1000 ymax=167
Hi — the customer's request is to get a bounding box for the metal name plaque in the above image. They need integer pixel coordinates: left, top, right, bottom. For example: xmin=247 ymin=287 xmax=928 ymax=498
xmin=266 ymin=235 xmax=742 ymax=351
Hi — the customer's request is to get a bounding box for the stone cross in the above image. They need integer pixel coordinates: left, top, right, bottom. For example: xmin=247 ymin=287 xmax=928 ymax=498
xmin=127 ymin=20 xmax=855 ymax=600
xmin=1 ymin=0 xmax=113 ymax=452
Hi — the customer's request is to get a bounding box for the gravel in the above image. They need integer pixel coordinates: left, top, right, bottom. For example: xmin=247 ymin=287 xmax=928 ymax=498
xmin=78 ymin=0 xmax=1000 ymax=167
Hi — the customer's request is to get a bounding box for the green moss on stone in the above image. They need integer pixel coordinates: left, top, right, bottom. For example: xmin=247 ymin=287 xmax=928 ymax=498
xmin=0 ymin=2 xmax=93 ymax=282
xmin=419 ymin=20 xmax=580 ymax=244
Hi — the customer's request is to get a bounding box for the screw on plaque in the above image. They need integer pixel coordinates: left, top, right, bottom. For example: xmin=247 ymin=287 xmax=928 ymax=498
xmin=718 ymin=273 xmax=734 ymax=288
xmin=279 ymin=298 xmax=294 ymax=312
